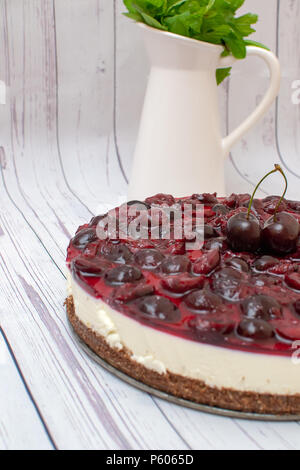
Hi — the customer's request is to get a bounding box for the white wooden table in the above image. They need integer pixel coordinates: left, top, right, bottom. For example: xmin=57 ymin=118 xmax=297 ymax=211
xmin=0 ymin=0 xmax=300 ymax=450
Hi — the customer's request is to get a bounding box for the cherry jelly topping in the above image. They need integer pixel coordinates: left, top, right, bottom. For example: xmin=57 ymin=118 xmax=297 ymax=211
xmin=66 ymin=193 xmax=300 ymax=356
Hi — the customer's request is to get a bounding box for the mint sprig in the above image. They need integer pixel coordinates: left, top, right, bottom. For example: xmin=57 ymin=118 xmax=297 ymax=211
xmin=123 ymin=0 xmax=268 ymax=84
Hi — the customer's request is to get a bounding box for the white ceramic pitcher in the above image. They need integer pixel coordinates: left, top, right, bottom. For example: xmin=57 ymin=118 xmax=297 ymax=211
xmin=128 ymin=24 xmax=281 ymax=200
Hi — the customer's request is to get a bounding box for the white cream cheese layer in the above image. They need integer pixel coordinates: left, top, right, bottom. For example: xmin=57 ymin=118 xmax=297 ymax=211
xmin=67 ymin=271 xmax=300 ymax=395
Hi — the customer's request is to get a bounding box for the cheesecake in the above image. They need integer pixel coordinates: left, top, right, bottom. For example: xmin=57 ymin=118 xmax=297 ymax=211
xmin=66 ymin=192 xmax=300 ymax=415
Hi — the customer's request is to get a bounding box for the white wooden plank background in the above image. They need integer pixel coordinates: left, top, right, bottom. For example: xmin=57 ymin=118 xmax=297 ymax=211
xmin=0 ymin=0 xmax=299 ymax=450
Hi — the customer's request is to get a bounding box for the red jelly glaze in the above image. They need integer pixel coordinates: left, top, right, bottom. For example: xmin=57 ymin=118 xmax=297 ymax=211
xmin=66 ymin=193 xmax=300 ymax=357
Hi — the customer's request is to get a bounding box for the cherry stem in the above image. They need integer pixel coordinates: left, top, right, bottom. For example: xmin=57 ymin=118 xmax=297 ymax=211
xmin=247 ymin=164 xmax=288 ymax=221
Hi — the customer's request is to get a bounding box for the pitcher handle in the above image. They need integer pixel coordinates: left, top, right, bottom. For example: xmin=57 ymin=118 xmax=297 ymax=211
xmin=219 ymin=46 xmax=281 ymax=157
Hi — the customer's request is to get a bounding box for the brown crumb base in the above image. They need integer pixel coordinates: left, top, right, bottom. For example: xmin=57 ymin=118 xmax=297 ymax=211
xmin=66 ymin=296 xmax=300 ymax=415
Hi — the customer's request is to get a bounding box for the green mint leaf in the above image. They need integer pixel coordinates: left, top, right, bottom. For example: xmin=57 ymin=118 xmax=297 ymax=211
xmin=227 ymin=0 xmax=245 ymax=11
xmin=224 ymin=32 xmax=246 ymax=58
xmin=233 ymin=13 xmax=258 ymax=37
xmin=133 ymin=0 xmax=166 ymax=15
xmin=166 ymin=0 xmax=190 ymax=13
xmin=124 ymin=0 xmax=138 ymax=13
xmin=200 ymin=24 xmax=232 ymax=43
xmin=163 ymin=11 xmax=191 ymax=35
xmin=123 ymin=0 xmax=268 ymax=85
xmin=221 ymin=48 xmax=230 ymax=57
xmin=216 ymin=66 xmax=232 ymax=84
xmin=132 ymin=1 xmax=168 ymax=29
xmin=140 ymin=11 xmax=168 ymax=29
xmin=205 ymin=0 xmax=216 ymax=12
xmin=123 ymin=11 xmax=144 ymax=21
xmin=244 ymin=39 xmax=270 ymax=51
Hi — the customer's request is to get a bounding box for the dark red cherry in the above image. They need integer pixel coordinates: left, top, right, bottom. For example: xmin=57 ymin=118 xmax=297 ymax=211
xmin=212 ymin=204 xmax=229 ymax=215
xmin=134 ymin=249 xmax=164 ymax=270
xmin=105 ymin=265 xmax=142 ymax=285
xmin=253 ymin=255 xmax=279 ymax=271
xmin=262 ymin=212 xmax=299 ymax=255
xmin=242 ymin=295 xmax=282 ymax=320
xmin=136 ymin=295 xmax=180 ymax=322
xmin=285 ymin=272 xmax=300 ymax=291
xmin=252 ymin=274 xmax=281 ymax=287
xmin=293 ymin=299 xmax=300 ymax=316
xmin=72 ymin=256 xmax=110 ymax=277
xmin=127 ymin=200 xmax=151 ymax=210
xmin=161 ymin=274 xmax=204 ymax=294
xmin=89 ymin=215 xmax=106 ymax=227
xmin=225 ymin=257 xmax=249 ymax=273
xmin=240 ymin=198 xmax=263 ymax=214
xmin=189 ymin=304 xmax=239 ymax=335
xmin=204 ymin=237 xmax=226 ymax=251
xmin=204 ymin=225 xmax=219 ymax=239
xmin=113 ymin=283 xmax=154 ymax=302
xmin=227 ymin=212 xmax=261 ymax=252
xmin=193 ymin=249 xmax=220 ymax=275
xmin=263 ymin=196 xmax=287 ymax=214
xmin=212 ymin=268 xmax=245 ymax=301
xmin=189 ymin=224 xmax=218 ymax=242
xmin=101 ymin=243 xmax=133 ymax=264
xmin=72 ymin=228 xmax=98 ymax=250
xmin=161 ymin=255 xmax=190 ymax=274
xmin=288 ymin=200 xmax=300 ymax=212
xmin=185 ymin=289 xmax=222 ymax=312
xmin=145 ymin=194 xmax=175 ymax=206
xmin=193 ymin=193 xmax=218 ymax=205
xmin=225 ymin=193 xmax=239 ymax=208
xmin=237 ymin=318 xmax=274 ymax=341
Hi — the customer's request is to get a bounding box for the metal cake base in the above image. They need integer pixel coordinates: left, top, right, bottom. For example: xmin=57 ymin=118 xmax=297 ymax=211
xmin=69 ymin=321 xmax=300 ymax=422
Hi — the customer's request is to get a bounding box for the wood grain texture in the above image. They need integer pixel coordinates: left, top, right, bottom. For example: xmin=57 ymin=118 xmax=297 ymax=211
xmin=0 ymin=0 xmax=299 ymax=450
xmin=0 ymin=329 xmax=53 ymax=450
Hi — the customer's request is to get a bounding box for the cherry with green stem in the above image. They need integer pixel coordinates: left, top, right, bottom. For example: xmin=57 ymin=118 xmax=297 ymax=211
xmin=227 ymin=164 xmax=299 ymax=254
xmin=261 ymin=166 xmax=299 ymax=255
xmin=227 ymin=211 xmax=261 ymax=253
xmin=247 ymin=164 xmax=287 ymax=221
